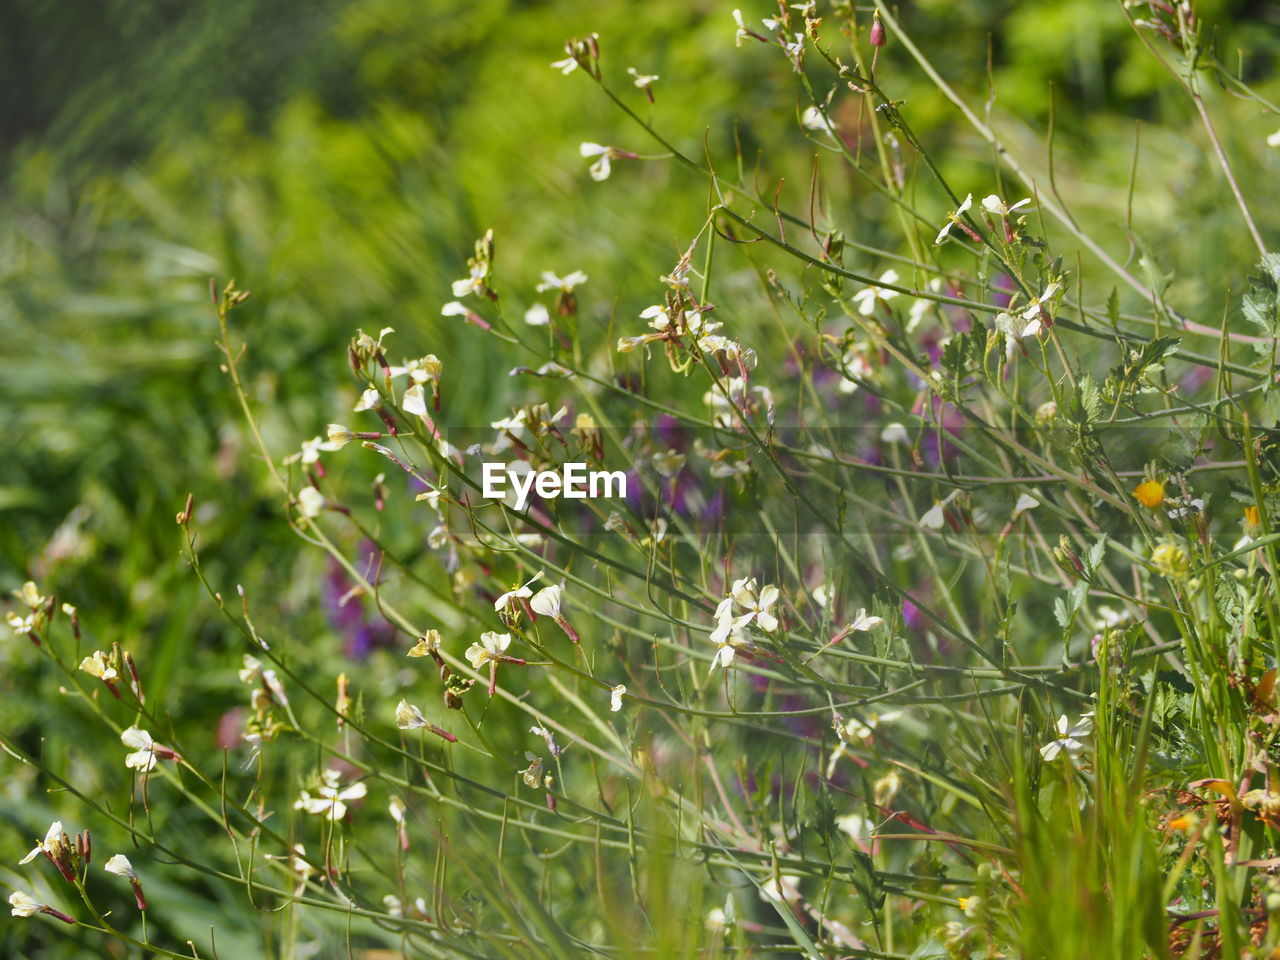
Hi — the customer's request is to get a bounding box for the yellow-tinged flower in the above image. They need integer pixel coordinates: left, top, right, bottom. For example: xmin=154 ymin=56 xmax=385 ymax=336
xmin=1133 ymin=479 xmax=1166 ymax=509
xmin=609 ymin=684 xmax=627 ymax=712
xmin=466 ymin=631 xmax=512 ymax=668
xmin=9 ymin=891 xmax=42 ymax=917
xmin=395 ymin=699 xmax=429 ymax=730
xmin=407 ymin=630 xmax=442 ymax=657
xmin=1151 ymin=542 xmax=1189 ymax=579
xmin=79 ymin=651 xmax=117 ymax=682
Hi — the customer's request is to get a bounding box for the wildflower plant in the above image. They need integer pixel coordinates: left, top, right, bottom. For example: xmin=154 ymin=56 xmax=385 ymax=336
xmin=7 ymin=2 xmax=1280 ymax=959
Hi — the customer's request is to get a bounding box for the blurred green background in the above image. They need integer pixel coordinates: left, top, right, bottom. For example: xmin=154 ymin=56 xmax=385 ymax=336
xmin=2 ymin=0 xmax=1279 ymax=954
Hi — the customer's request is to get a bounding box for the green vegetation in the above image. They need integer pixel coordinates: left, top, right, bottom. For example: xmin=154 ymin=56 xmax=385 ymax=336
xmin=4 ymin=1 xmax=1280 ymax=957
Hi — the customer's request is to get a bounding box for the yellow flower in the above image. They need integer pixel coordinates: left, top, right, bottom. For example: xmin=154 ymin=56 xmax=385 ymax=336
xmin=1133 ymin=480 xmax=1165 ymax=509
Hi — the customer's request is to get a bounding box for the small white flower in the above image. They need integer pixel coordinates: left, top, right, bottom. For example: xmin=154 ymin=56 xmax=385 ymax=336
xmin=920 ymin=489 xmax=961 ymax=531
xmin=732 ymin=8 xmax=751 ymax=45
xmin=851 ymin=269 xmax=900 ymax=315
xmin=297 ymin=487 xmax=325 ymax=520
xmin=465 ymin=631 xmax=512 ymax=668
xmin=609 ymin=684 xmax=627 ymax=712
xmin=801 ymin=105 xmax=836 ymax=135
xmin=980 ymin=195 xmax=1032 ymax=217
xmin=103 ymin=854 xmax=136 ymax=879
xmin=995 ymin=311 xmax=1042 ymax=354
xmin=536 ymin=270 xmax=588 ymax=292
xmin=1268 ymin=129 xmax=1280 ymax=148
xmin=389 ymin=797 xmax=406 ymax=824
xmin=846 ymin=609 xmax=884 ymax=633
xmin=1040 ymin=713 xmax=1093 ymax=762
xmin=19 ymin=821 xmax=64 ymax=865
xmin=9 ymin=891 xmax=42 ymax=918
xmin=652 ymin=448 xmax=687 ymax=478
xmin=294 ymin=769 xmax=367 ymax=821
xmin=1012 ymin=493 xmax=1039 ymax=519
xmin=834 ymin=813 xmax=873 ymax=840
xmin=354 ymin=388 xmax=380 ymax=412
xmin=579 ymin=142 xmax=613 ymax=181
xmin=626 ymin=67 xmax=659 ymax=89
xmin=395 ymin=699 xmax=429 ymax=730
xmin=495 ymin=573 xmax=543 ymax=612
xmin=121 ymin=726 xmax=167 ymax=772
xmin=402 ymin=384 xmax=428 ymax=417
xmin=731 ymin=578 xmax=780 ymax=632
xmin=451 ymin=262 xmax=488 ymax=299
xmin=79 ymin=651 xmax=117 ymax=682
xmin=441 ymin=301 xmax=470 ymax=318
xmin=288 ymin=435 xmax=343 ymax=465
xmin=529 ymin=584 xmax=563 ymax=618
xmin=934 ymin=193 xmax=974 ymax=244
xmin=550 ymin=55 xmax=578 ymax=75
xmin=880 ymin=423 xmax=909 ymax=444
xmin=1021 ymin=281 xmax=1061 ymax=321
xmin=709 ymin=611 xmax=753 ymax=672
xmin=524 ymin=303 xmax=551 ymax=326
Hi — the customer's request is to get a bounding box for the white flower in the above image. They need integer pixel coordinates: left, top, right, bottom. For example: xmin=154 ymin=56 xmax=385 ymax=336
xmin=400 ymin=383 xmax=428 ymax=418
xmin=239 ymin=655 xmax=289 ymax=707
xmin=1020 ymin=281 xmax=1061 ymax=321
xmin=524 ymin=303 xmax=551 ymax=326
xmin=16 ymin=581 xmax=45 ymax=609
xmin=441 ymin=301 xmax=470 ymax=318
xmin=880 ymin=423 xmax=909 ymax=444
xmin=920 ymin=489 xmax=961 ymax=531
xmin=709 ymin=611 xmax=753 ymax=671
xmin=395 ymin=699 xmax=429 ymax=730
xmin=850 ymin=269 xmax=900 ymax=315
xmin=995 ymin=310 xmax=1043 ymax=353
xmin=19 ymin=821 xmax=64 ymax=865
xmin=451 ymin=262 xmax=488 ymax=298
xmin=288 ymin=435 xmax=343 ymax=465
xmin=103 ymin=854 xmax=136 ymax=879
xmin=579 ymin=143 xmax=613 ymax=181
xmin=355 ymin=327 xmax=395 ymax=353
xmin=907 ymin=278 xmax=942 ymax=332
xmin=79 ymin=651 xmax=117 ymax=682
xmin=652 ymin=449 xmax=687 ymax=478
xmin=550 ymin=55 xmax=578 ymax=74
xmin=627 ymin=66 xmax=659 ymax=89
xmin=495 ymin=573 xmax=543 ymax=612
xmin=731 ymin=578 xmax=780 ymax=632
xmin=846 ymin=609 xmax=884 ymax=633
xmin=801 ymin=106 xmax=835 ymax=135
xmin=326 ymin=424 xmax=355 ymax=448
xmin=9 ymin=891 xmax=42 ymax=917
xmin=933 ymin=193 xmax=974 ymax=244
xmin=760 ymin=875 xmax=801 ymax=904
xmin=389 ymin=797 xmax=406 ymax=824
xmin=837 ymin=346 xmax=873 ymax=394
xmin=640 ymin=304 xmax=670 ymax=329
xmin=834 ymin=814 xmax=873 ymax=840
xmin=529 ymin=584 xmax=563 ymax=618
xmin=609 ymin=684 xmax=627 ymax=712
xmin=354 ymin=388 xmax=380 ymax=412
xmin=296 ymin=487 xmax=325 ymax=520
xmin=536 ymin=270 xmax=588 ymax=294
xmin=732 ymin=9 xmax=752 ymax=45
xmin=294 ymin=769 xmax=368 ymax=821
xmin=1012 ymin=493 xmax=1039 ymax=519
xmin=1268 ymin=129 xmax=1280 ymax=148
xmin=1040 ymin=713 xmax=1093 ymax=762
xmin=465 ymin=631 xmax=512 ymax=668
xmin=980 ymin=195 xmax=1032 ymax=217
xmin=1167 ymin=497 xmax=1205 ymax=520
xmin=121 ymin=726 xmax=169 ymax=772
